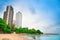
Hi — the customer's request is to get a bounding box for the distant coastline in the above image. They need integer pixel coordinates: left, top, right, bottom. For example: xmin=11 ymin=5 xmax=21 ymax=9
xmin=43 ymin=33 xmax=60 ymax=35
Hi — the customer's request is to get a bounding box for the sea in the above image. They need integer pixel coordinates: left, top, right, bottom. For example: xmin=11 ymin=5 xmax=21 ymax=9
xmin=25 ymin=34 xmax=60 ymax=40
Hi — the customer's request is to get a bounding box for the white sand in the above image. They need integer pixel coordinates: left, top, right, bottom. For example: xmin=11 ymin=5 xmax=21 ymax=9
xmin=0 ymin=34 xmax=34 ymax=40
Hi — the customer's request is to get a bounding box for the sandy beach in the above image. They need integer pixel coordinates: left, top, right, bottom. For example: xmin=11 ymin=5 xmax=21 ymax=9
xmin=0 ymin=34 xmax=34 ymax=40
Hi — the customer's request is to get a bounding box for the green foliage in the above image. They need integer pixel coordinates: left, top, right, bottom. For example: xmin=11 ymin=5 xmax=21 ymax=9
xmin=27 ymin=29 xmax=37 ymax=34
xmin=0 ymin=18 xmax=7 ymax=31
xmin=14 ymin=27 xmax=43 ymax=34
xmin=14 ymin=27 xmax=28 ymax=33
xmin=0 ymin=18 xmax=6 ymax=24
xmin=0 ymin=18 xmax=13 ymax=33
xmin=36 ymin=30 xmax=43 ymax=34
xmin=3 ymin=25 xmax=13 ymax=33
xmin=0 ymin=18 xmax=43 ymax=34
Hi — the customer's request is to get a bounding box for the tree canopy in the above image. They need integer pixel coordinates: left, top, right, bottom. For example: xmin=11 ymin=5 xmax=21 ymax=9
xmin=0 ymin=18 xmax=7 ymax=31
xmin=0 ymin=18 xmax=43 ymax=34
xmin=0 ymin=18 xmax=13 ymax=33
xmin=14 ymin=27 xmax=43 ymax=34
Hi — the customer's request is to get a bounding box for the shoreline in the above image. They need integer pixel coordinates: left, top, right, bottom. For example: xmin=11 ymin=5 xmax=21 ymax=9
xmin=0 ymin=34 xmax=34 ymax=40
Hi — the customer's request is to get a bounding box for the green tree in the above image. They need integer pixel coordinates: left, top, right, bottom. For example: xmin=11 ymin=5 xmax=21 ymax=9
xmin=36 ymin=30 xmax=43 ymax=34
xmin=3 ymin=25 xmax=13 ymax=33
xmin=0 ymin=18 xmax=13 ymax=33
xmin=27 ymin=29 xmax=36 ymax=34
xmin=14 ymin=27 xmax=43 ymax=34
xmin=0 ymin=18 xmax=7 ymax=31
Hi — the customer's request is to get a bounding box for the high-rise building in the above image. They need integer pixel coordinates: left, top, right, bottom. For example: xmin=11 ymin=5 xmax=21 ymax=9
xmin=3 ymin=5 xmax=14 ymax=28
xmin=15 ymin=11 xmax=22 ymax=27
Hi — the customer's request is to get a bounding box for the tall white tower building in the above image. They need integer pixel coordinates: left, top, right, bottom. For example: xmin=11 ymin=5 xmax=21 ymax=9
xmin=15 ymin=11 xmax=22 ymax=27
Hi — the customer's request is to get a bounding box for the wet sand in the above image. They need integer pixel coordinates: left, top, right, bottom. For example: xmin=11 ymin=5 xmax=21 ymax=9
xmin=0 ymin=34 xmax=34 ymax=40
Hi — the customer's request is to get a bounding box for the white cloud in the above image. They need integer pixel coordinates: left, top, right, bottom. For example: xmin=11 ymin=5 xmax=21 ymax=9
xmin=11 ymin=0 xmax=60 ymax=34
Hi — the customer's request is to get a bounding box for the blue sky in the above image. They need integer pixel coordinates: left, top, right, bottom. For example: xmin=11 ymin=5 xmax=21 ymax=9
xmin=0 ymin=0 xmax=60 ymax=34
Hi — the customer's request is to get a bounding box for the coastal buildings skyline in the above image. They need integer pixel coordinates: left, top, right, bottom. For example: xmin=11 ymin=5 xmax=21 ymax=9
xmin=3 ymin=5 xmax=22 ymax=28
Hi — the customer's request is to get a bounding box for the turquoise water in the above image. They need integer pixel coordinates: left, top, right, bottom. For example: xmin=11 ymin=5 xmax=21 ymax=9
xmin=26 ymin=35 xmax=60 ymax=40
